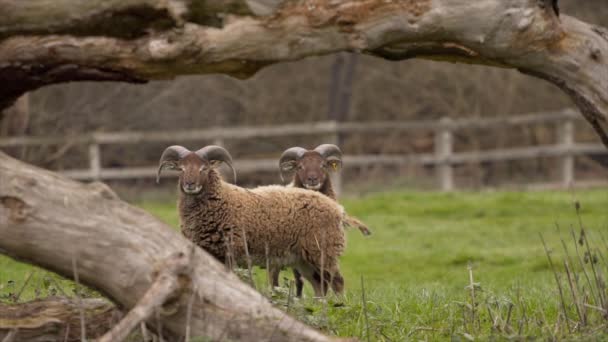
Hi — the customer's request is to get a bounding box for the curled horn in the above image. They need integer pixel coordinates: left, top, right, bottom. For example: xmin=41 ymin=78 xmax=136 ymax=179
xmin=157 ymin=145 xmax=191 ymax=183
xmin=279 ymin=147 xmax=307 ymax=182
xmin=195 ymin=145 xmax=237 ymax=184
xmin=314 ymin=144 xmax=343 ymax=170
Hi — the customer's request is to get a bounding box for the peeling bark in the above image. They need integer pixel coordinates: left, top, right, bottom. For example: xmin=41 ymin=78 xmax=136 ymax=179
xmin=0 ymin=151 xmax=342 ymax=342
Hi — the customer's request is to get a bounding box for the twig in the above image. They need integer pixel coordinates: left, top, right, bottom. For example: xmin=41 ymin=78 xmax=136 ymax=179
xmin=466 ymin=263 xmax=476 ymax=332
xmin=265 ymin=242 xmax=271 ymax=291
xmin=583 ymin=303 xmax=608 ymax=314
xmin=140 ymin=323 xmax=150 ymax=342
xmin=571 ymin=229 xmax=599 ymax=306
xmin=505 ymin=302 xmax=514 ymax=333
xmin=540 ymin=233 xmax=571 ymax=333
xmin=407 ymin=327 xmax=437 ymax=337
xmin=575 ymin=201 xmax=606 ymax=309
xmin=361 ymin=276 xmax=371 ymax=342
xmin=581 ymin=229 xmax=605 ymax=308
xmin=1 ymin=329 xmax=18 ymax=342
xmin=63 ymin=324 xmax=70 ymax=342
xmin=184 ymin=286 xmax=196 ymax=342
xmin=12 ymin=272 xmax=33 ymax=302
xmin=286 ymin=280 xmax=294 ymax=314
xmin=72 ymin=257 xmax=87 ymax=342
xmin=240 ymin=227 xmax=255 ymax=289
xmin=98 ymin=252 xmax=191 ymax=342
xmin=156 ymin=310 xmax=164 ymax=342
xmin=313 ymin=233 xmax=325 ymax=297
xmin=48 ymin=275 xmax=69 ymax=298
xmin=563 ymin=260 xmax=585 ymax=326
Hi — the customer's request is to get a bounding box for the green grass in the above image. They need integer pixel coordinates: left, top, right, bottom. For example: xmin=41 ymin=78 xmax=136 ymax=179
xmin=2 ymin=188 xmax=608 ymax=340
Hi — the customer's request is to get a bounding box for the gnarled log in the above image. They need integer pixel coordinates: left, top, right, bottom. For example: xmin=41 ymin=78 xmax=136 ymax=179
xmin=0 ymin=0 xmax=607 ymax=146
xmin=0 ymin=297 xmax=121 ymax=342
xmin=0 ymin=150 xmax=341 ymax=341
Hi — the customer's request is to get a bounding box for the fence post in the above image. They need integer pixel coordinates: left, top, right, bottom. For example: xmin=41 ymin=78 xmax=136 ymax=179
xmin=435 ymin=117 xmax=454 ymax=191
xmin=328 ymin=120 xmax=342 ymax=197
xmin=559 ymin=118 xmax=574 ymax=187
xmin=89 ymin=137 xmax=101 ymax=181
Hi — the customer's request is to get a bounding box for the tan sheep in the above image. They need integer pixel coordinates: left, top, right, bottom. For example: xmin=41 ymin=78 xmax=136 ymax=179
xmin=157 ymin=145 xmax=346 ymax=296
xmin=271 ymin=144 xmax=372 ymax=296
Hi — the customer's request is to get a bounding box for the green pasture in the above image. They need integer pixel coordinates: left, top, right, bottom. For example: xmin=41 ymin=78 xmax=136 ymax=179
xmin=2 ymin=188 xmax=608 ymax=340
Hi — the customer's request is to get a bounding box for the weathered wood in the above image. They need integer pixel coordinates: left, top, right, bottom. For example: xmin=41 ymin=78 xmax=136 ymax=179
xmin=0 ymin=111 xmax=604 ymax=190
xmin=0 ymin=151 xmax=341 ymax=342
xmin=0 ymin=297 xmax=121 ymax=342
xmin=0 ymin=1 xmax=607 ymax=146
xmin=98 ymin=251 xmax=191 ymax=342
xmin=0 ymin=110 xmax=584 ymax=148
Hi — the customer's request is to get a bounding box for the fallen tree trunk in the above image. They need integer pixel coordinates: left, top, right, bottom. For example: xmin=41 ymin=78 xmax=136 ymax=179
xmin=0 ymin=0 xmax=607 ymax=146
xmin=0 ymin=151 xmax=341 ymax=341
xmin=0 ymin=297 xmax=121 ymax=342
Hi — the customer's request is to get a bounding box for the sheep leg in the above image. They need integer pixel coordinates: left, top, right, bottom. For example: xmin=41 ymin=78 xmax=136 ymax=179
xmin=330 ymin=271 xmax=345 ymax=294
xmin=296 ymin=264 xmax=324 ymax=297
xmin=293 ymin=269 xmax=304 ymax=297
xmin=269 ymin=266 xmax=280 ymax=288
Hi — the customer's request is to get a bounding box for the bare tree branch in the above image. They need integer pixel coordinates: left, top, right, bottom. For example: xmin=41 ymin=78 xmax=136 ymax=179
xmin=0 ymin=0 xmax=606 ymax=145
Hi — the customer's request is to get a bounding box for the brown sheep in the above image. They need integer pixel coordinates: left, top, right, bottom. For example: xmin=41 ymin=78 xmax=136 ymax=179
xmin=157 ymin=145 xmax=347 ymax=296
xmin=271 ymin=144 xmax=371 ymax=297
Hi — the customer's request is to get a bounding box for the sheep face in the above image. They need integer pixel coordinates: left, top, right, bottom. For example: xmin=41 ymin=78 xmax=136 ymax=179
xmin=294 ymin=152 xmax=334 ymax=190
xmin=279 ymin=144 xmax=342 ymax=190
xmin=157 ymin=145 xmax=235 ymax=195
xmin=177 ymin=154 xmax=214 ymax=195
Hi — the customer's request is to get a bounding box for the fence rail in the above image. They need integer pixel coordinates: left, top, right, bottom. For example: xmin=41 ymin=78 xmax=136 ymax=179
xmin=1 ymin=109 xmax=606 ymax=191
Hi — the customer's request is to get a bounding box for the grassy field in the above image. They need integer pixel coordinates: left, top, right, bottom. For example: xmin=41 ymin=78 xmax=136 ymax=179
xmin=2 ymin=188 xmax=608 ymax=340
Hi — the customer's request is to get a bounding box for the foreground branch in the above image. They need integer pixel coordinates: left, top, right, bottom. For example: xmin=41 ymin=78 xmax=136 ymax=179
xmin=0 ymin=151 xmax=339 ymax=341
xmin=0 ymin=0 xmax=607 ymax=145
xmin=99 ymin=251 xmax=191 ymax=342
xmin=0 ymin=298 xmax=120 ymax=341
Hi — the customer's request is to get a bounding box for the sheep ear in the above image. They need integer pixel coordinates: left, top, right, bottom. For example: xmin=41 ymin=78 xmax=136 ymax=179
xmin=280 ymin=160 xmax=297 ymax=172
xmin=156 ymin=161 xmax=179 ymax=183
xmin=327 ymin=158 xmax=342 ymax=172
xmin=209 ymin=160 xmax=223 ymax=168
xmin=279 ymin=160 xmax=297 ymax=182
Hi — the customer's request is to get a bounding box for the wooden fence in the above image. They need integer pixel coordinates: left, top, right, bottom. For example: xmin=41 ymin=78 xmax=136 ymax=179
xmin=1 ymin=109 xmax=606 ymax=191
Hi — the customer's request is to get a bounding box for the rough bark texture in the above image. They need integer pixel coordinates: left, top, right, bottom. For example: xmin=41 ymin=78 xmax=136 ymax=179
xmin=0 ymin=151 xmax=342 ymax=342
xmin=0 ymin=0 xmax=607 ymax=145
xmin=0 ymin=298 xmax=121 ymax=342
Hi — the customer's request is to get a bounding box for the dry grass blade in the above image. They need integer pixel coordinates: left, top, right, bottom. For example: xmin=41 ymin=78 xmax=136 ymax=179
xmin=466 ymin=263 xmax=477 ymax=332
xmin=286 ymin=280 xmax=294 ymax=314
xmin=12 ymin=272 xmax=33 ymax=303
xmin=71 ymin=257 xmax=87 ymax=342
xmin=240 ymin=227 xmax=255 ymax=289
xmin=264 ymin=242 xmax=271 ymax=291
xmin=575 ymin=202 xmax=606 ymax=309
xmin=184 ymin=287 xmax=196 ymax=342
xmin=570 ymin=229 xmax=600 ymax=307
xmin=361 ymin=276 xmax=371 ymax=342
xmin=140 ymin=323 xmax=150 ymax=342
xmin=539 ymin=233 xmax=571 ymax=333
xmin=563 ymin=260 xmax=585 ymax=326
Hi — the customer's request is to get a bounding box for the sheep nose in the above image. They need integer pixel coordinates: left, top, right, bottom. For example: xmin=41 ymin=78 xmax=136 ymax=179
xmin=307 ymin=175 xmax=318 ymax=183
xmin=184 ymin=181 xmax=195 ymax=189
